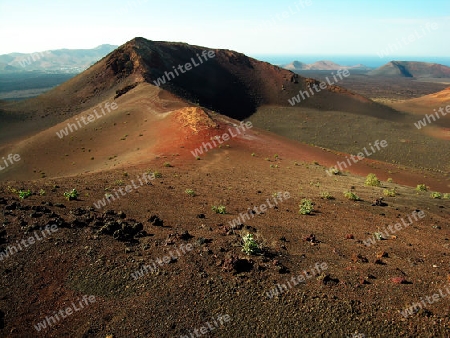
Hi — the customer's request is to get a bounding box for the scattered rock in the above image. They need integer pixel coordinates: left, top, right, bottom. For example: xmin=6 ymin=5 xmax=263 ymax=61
xmin=317 ymin=273 xmax=339 ymax=285
xmin=391 ymin=277 xmax=407 ymax=284
xmin=31 ymin=205 xmax=51 ymax=213
xmin=71 ymin=207 xmax=88 ymax=216
xmin=417 ymin=308 xmax=433 ymax=317
xmin=197 ymin=237 xmax=208 ymax=245
xmin=5 ymin=202 xmax=18 ymax=210
xmin=372 ymin=197 xmax=387 ymax=206
xmin=245 ymin=225 xmax=257 ymax=232
xmin=113 ymin=221 xmax=144 ymax=241
xmin=98 ymin=221 xmax=121 ymax=235
xmin=359 ymin=276 xmax=370 ymax=285
xmin=70 ymin=219 xmax=88 ymax=228
xmin=149 ymin=215 xmax=164 ymax=227
xmin=0 ymin=229 xmax=6 ymax=243
xmin=277 ymin=264 xmax=289 ymax=274
xmin=178 ymin=230 xmax=193 ymax=240
xmin=304 ymin=234 xmax=319 ymax=245
xmin=352 ymin=253 xmax=368 ymax=263
xmin=165 ymin=231 xmax=193 ymax=245
xmin=222 ymin=256 xmax=253 ymax=273
xmin=230 ymin=222 xmax=243 ymax=230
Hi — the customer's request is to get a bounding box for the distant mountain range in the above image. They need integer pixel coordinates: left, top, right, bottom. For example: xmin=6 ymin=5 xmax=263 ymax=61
xmin=369 ymin=61 xmax=450 ymax=78
xmin=282 ymin=60 xmax=450 ymax=79
xmin=0 ymin=44 xmax=118 ymax=73
xmin=282 ymin=60 xmax=371 ymax=71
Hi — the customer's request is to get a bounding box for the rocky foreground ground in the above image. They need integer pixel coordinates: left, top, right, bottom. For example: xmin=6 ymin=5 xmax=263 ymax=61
xmin=0 ymin=152 xmax=449 ymax=337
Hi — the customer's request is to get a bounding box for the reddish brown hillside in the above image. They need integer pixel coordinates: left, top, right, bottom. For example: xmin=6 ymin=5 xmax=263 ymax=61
xmin=0 ymin=38 xmax=402 ymax=146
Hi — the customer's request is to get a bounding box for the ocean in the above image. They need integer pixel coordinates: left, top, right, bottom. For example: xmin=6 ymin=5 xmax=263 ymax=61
xmin=250 ymin=55 xmax=450 ymax=68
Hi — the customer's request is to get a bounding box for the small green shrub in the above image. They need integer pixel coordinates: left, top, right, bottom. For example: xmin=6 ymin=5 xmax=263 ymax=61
xmin=242 ymin=233 xmax=260 ymax=255
xmin=7 ymin=186 xmax=18 ymax=193
xmin=299 ymin=199 xmax=314 ymax=215
xmin=163 ymin=162 xmax=173 ymax=167
xmin=430 ymin=192 xmax=442 ymax=199
xmin=39 ymin=189 xmax=46 ymax=196
xmin=443 ymin=193 xmax=450 ymax=200
xmin=344 ymin=191 xmax=360 ymax=201
xmin=212 ymin=205 xmax=227 ymax=214
xmin=416 ymin=184 xmax=427 ymax=192
xmin=185 ymin=189 xmax=196 ymax=197
xmin=365 ymin=173 xmax=381 ymax=187
xmin=383 ymin=188 xmax=397 ymax=197
xmin=148 ymin=170 xmax=162 ymax=178
xmin=310 ymin=181 xmax=320 ymax=188
xmin=63 ymin=189 xmax=79 ymax=201
xmin=18 ymin=190 xmax=32 ymax=200
xmin=320 ymin=192 xmax=334 ymax=200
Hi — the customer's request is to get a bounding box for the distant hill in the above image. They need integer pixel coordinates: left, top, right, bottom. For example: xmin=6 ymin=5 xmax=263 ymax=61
xmin=283 ymin=60 xmax=370 ymax=71
xmin=0 ymin=44 xmax=118 ymax=73
xmin=283 ymin=61 xmax=308 ymax=70
xmin=369 ymin=61 xmax=450 ymax=78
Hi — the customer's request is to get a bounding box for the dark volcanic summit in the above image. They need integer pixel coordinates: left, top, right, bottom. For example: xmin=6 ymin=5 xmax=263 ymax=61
xmin=1 ymin=37 xmax=400 ymax=136
xmin=102 ymin=38 xmax=399 ymax=120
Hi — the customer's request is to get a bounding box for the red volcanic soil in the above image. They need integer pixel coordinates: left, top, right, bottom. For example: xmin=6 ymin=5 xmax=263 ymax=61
xmin=388 ymin=87 xmax=450 ymax=140
xmin=0 ymin=131 xmax=449 ymax=337
xmin=388 ymin=86 xmax=450 ymax=117
xmin=0 ymin=38 xmax=449 ymax=337
xmin=1 ymin=84 xmax=447 ymax=191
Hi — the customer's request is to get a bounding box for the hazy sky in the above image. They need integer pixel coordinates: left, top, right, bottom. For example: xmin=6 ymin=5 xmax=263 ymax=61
xmin=0 ymin=0 xmax=449 ymax=57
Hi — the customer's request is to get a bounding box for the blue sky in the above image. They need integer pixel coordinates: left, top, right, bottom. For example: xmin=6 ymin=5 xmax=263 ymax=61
xmin=0 ymin=0 xmax=449 ymax=57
